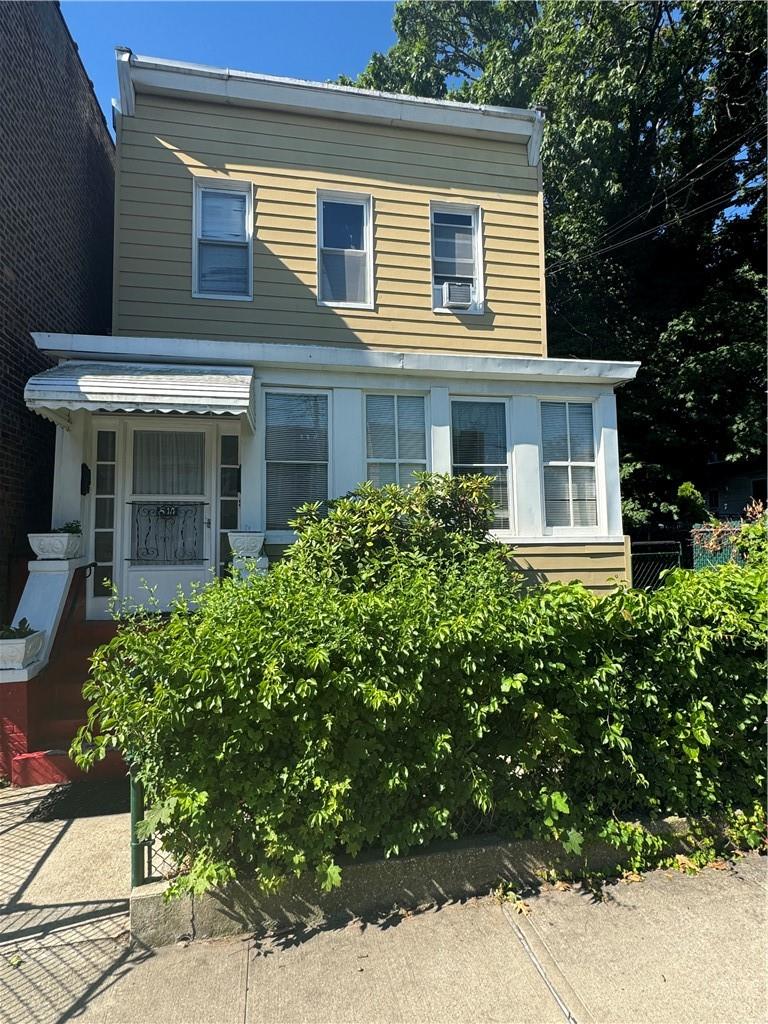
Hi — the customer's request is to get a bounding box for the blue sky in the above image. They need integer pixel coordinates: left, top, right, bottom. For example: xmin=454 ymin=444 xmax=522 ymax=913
xmin=60 ymin=1 xmax=397 ymax=130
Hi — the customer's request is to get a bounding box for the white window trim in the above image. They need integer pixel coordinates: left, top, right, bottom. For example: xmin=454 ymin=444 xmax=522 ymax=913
xmin=364 ymin=391 xmax=430 ymax=484
xmin=316 ymin=190 xmax=374 ymax=310
xmin=449 ymin=395 xmax=514 ymax=533
xmin=192 ymin=178 xmax=254 ymax=301
xmin=262 ymin=386 xmax=333 ymax=545
xmin=538 ymin=399 xmax=603 ymax=536
xmin=430 ymin=201 xmax=485 ymax=316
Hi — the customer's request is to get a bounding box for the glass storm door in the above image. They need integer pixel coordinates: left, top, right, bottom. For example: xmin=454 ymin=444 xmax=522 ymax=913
xmin=124 ymin=426 xmax=213 ymax=609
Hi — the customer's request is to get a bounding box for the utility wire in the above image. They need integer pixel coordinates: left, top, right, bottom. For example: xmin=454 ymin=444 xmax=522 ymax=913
xmin=546 ymin=182 xmax=763 ymax=277
xmin=591 ymin=121 xmax=766 ymax=247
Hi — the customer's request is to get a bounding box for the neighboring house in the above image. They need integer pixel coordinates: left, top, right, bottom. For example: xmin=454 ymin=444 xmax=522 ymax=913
xmin=0 ymin=2 xmax=114 ymax=620
xmin=2 ymin=49 xmax=638 ymax=783
xmin=702 ymin=459 xmax=767 ymax=519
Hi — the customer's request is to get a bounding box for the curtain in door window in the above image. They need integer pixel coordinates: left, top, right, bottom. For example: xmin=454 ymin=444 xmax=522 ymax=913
xmin=132 ymin=431 xmax=205 ymax=495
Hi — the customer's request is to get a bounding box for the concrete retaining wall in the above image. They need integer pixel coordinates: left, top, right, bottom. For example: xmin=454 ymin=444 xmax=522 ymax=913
xmin=131 ymin=819 xmax=693 ymax=947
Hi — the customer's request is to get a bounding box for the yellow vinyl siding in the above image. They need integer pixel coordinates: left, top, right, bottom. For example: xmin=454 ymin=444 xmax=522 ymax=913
xmin=509 ymin=543 xmax=630 ymax=594
xmin=114 ymin=95 xmax=545 ymax=355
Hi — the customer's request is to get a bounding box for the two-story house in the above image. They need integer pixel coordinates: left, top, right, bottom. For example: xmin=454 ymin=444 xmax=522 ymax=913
xmin=4 ymin=50 xmax=638 ymax=783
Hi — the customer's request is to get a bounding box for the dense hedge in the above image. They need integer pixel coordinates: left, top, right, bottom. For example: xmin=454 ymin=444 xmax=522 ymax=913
xmin=74 ymin=478 xmax=767 ymax=895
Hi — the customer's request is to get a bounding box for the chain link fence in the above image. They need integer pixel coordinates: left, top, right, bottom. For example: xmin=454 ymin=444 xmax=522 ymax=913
xmin=130 ymin=776 xmax=176 ymax=887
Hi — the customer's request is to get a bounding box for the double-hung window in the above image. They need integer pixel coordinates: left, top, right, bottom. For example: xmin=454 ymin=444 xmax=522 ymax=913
xmin=193 ymin=181 xmax=252 ymax=299
xmin=431 ymin=205 xmax=483 ymax=312
xmin=366 ymin=394 xmax=427 ymax=487
xmin=451 ymin=400 xmax=510 ymax=528
xmin=265 ymin=392 xmax=329 ymax=531
xmin=541 ymin=402 xmax=598 ymax=528
xmin=317 ymin=192 xmax=373 ymax=307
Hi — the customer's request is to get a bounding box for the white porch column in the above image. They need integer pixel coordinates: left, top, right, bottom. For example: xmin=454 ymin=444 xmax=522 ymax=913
xmin=51 ymin=410 xmax=86 ymax=529
xmin=511 ymin=396 xmax=543 ymax=536
xmin=596 ymin=392 xmax=623 ymax=537
xmin=430 ymin=386 xmax=451 ymax=474
xmin=332 ymin=388 xmax=364 ymax=496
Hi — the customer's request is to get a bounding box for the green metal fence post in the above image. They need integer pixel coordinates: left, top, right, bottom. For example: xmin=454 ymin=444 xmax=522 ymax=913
xmin=130 ymin=773 xmax=145 ymax=888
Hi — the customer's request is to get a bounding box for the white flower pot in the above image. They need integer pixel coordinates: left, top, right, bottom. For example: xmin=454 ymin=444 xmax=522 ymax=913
xmin=227 ymin=532 xmax=265 ymax=558
xmin=227 ymin=532 xmax=268 ymax=577
xmin=0 ymin=630 xmax=45 ymax=670
xmin=28 ymin=532 xmax=82 ymax=560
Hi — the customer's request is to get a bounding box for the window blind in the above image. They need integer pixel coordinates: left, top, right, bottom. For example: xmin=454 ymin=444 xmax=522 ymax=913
xmin=366 ymin=394 xmax=426 ymax=488
xmin=451 ymin=401 xmax=509 ymax=528
xmin=541 ymin=402 xmax=597 ymax=528
xmin=265 ymin=393 xmax=328 ymax=530
xmin=197 ymin=187 xmax=250 ymax=297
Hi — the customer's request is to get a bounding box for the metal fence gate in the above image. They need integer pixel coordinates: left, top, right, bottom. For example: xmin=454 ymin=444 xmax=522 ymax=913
xmin=630 ymin=540 xmax=683 ymax=590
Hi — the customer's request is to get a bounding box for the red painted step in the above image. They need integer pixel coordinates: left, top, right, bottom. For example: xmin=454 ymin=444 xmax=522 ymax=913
xmin=12 ymin=749 xmax=126 ymax=787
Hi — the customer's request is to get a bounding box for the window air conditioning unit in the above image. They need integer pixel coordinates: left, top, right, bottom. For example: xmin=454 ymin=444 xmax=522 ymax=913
xmin=442 ymin=281 xmax=473 ymax=309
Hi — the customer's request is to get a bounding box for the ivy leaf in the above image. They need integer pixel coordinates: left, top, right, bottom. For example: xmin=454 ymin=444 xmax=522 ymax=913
xmin=316 ymin=861 xmax=343 ymax=892
xmin=562 ymin=828 xmax=584 ymax=856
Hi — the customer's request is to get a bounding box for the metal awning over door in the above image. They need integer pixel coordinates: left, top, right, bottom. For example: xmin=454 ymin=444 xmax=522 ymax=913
xmin=24 ymin=361 xmax=256 ymax=429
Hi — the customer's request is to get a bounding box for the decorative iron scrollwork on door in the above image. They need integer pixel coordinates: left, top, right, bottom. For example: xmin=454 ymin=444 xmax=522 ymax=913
xmin=130 ymin=502 xmax=206 ymax=564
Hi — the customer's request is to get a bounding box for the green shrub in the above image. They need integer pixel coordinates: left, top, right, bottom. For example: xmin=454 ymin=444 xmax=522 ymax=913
xmin=73 ymin=477 xmax=767 ymax=896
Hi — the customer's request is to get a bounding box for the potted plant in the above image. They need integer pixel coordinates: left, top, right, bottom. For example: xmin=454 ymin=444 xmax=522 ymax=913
xmin=28 ymin=520 xmax=82 ymax=560
xmin=0 ymin=618 xmax=45 ymax=670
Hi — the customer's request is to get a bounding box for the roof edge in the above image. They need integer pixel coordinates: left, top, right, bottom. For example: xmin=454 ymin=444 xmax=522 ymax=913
xmin=115 ymin=48 xmax=544 ymax=163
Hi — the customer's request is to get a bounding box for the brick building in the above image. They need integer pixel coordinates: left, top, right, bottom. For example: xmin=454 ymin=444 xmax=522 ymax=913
xmin=0 ymin=1 xmax=114 ymax=619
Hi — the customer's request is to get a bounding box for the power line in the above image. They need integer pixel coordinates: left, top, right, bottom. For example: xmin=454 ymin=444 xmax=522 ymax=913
xmin=591 ymin=121 xmax=766 ymax=247
xmin=546 ymin=182 xmax=763 ymax=277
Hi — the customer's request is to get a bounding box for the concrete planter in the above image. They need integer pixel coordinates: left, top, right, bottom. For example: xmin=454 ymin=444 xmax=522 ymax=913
xmin=131 ymin=818 xmax=695 ymax=948
xmin=28 ymin=532 xmax=82 ymax=560
xmin=0 ymin=629 xmax=45 ymax=670
xmin=227 ymin=531 xmax=268 ymax=577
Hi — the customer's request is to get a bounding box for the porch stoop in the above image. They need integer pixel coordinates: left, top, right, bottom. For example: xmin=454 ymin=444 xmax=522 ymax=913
xmin=0 ymin=570 xmax=125 ymax=785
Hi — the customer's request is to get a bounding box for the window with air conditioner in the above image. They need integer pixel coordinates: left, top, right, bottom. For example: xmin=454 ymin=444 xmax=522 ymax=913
xmin=193 ymin=181 xmax=253 ymax=300
xmin=265 ymin=392 xmax=329 ymax=532
xmin=541 ymin=402 xmax=598 ymax=529
xmin=317 ymin=193 xmax=373 ymax=307
xmin=431 ymin=205 xmax=483 ymax=313
xmin=366 ymin=394 xmax=427 ymax=487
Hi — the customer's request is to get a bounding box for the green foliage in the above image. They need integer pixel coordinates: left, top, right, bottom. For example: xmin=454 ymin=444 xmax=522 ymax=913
xmin=0 ymin=617 xmax=35 ymax=640
xmin=345 ymin=1 xmax=767 ymax=526
xmin=54 ymin=521 xmax=82 ymax=535
xmin=734 ymin=503 xmax=768 ymax=569
xmin=72 ymin=475 xmax=766 ymax=898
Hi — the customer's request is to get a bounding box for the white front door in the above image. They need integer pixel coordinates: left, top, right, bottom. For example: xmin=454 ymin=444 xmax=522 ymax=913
xmin=123 ymin=423 xmax=215 ymax=609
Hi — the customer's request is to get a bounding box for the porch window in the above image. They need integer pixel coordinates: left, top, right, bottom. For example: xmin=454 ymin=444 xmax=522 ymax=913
xmin=194 ymin=182 xmax=252 ymax=299
xmin=541 ymin=402 xmax=598 ymax=528
xmin=93 ymin=430 xmax=116 ymax=597
xmin=431 ymin=205 xmax=483 ymax=312
xmin=219 ymin=435 xmax=240 ymax=575
xmin=317 ymin=193 xmax=372 ymax=307
xmin=366 ymin=394 xmax=427 ymax=487
xmin=451 ymin=401 xmax=509 ymax=528
xmin=265 ymin=392 xmax=328 ymax=530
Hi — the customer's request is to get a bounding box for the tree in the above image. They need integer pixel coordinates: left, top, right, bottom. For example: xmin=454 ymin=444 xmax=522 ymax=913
xmin=342 ymin=1 xmax=767 ymax=528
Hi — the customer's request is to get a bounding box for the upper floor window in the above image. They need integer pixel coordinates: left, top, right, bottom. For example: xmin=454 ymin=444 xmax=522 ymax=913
xmin=366 ymin=394 xmax=427 ymax=487
xmin=265 ymin=392 xmax=329 ymax=531
xmin=193 ymin=181 xmax=252 ymax=300
xmin=451 ymin=400 xmax=509 ymax=528
xmin=317 ymin=193 xmax=373 ymax=308
xmin=541 ymin=402 xmax=598 ymax=528
xmin=431 ymin=205 xmax=483 ymax=314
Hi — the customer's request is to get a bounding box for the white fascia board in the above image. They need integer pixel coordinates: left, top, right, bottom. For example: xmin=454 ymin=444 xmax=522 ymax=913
xmin=121 ymin=51 xmax=542 ymax=162
xmin=33 ymin=334 xmax=640 ymax=388
xmin=115 ymin=46 xmax=135 ymax=116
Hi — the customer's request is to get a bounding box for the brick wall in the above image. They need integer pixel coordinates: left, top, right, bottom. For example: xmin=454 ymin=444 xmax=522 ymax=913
xmin=0 ymin=2 xmax=114 ymax=619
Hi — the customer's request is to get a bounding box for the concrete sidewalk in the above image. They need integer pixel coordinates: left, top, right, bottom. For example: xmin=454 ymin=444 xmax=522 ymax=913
xmin=1 ymin=784 xmax=766 ymax=1024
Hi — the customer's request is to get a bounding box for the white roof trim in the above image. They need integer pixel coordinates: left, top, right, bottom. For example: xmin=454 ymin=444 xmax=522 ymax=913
xmin=117 ymin=49 xmax=544 ymax=164
xmin=25 ymin=361 xmax=256 ymax=429
xmin=32 ymin=335 xmax=640 ymax=388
